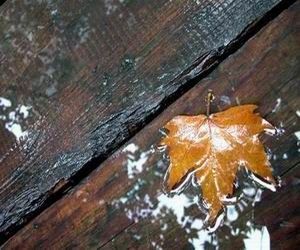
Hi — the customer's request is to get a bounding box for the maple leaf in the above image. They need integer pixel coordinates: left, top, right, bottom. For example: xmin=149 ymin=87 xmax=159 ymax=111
xmin=160 ymin=103 xmax=276 ymax=222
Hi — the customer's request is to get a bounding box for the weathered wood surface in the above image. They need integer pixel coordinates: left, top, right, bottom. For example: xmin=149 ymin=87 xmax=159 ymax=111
xmin=102 ymin=168 xmax=300 ymax=250
xmin=2 ymin=1 xmax=299 ymax=248
xmin=0 ymin=0 xmax=291 ymax=238
xmin=254 ymin=168 xmax=300 ymax=250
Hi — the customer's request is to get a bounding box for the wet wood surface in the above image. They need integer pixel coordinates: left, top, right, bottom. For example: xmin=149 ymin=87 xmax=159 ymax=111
xmin=0 ymin=0 xmax=291 ymax=238
xmin=2 ymin=1 xmax=299 ymax=248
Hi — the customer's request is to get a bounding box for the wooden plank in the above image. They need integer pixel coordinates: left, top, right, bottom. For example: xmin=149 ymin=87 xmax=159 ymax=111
xmin=2 ymin=1 xmax=299 ymax=248
xmin=255 ymin=167 xmax=300 ymax=250
xmin=101 ymin=167 xmax=300 ymax=250
xmin=0 ymin=0 xmax=291 ymax=237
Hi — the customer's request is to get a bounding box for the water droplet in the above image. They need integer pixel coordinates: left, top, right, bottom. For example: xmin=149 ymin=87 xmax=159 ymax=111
xmin=157 ymin=145 xmax=167 ymax=152
xmin=249 ymin=173 xmax=276 ymax=192
xmin=121 ymin=55 xmax=136 ymax=71
xmin=162 ymin=169 xmax=193 ymax=195
xmin=207 ymin=213 xmax=225 ymax=232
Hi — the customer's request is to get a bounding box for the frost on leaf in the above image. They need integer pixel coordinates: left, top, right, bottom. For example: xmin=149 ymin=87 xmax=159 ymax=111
xmin=160 ymin=104 xmax=276 ymax=222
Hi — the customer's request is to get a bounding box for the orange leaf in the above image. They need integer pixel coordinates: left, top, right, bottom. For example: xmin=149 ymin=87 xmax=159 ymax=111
xmin=160 ymin=104 xmax=276 ymax=222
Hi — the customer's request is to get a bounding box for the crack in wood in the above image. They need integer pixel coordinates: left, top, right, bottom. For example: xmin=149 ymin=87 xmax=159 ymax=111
xmin=98 ymin=221 xmax=136 ymax=249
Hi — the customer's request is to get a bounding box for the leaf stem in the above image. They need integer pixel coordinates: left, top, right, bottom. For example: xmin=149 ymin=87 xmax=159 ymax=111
xmin=206 ymin=90 xmax=214 ymax=117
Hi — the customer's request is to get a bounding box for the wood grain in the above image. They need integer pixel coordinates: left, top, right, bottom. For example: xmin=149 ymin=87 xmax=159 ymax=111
xmin=0 ymin=0 xmax=290 ymax=237
xmin=101 ymin=167 xmax=300 ymax=250
xmin=2 ymin=1 xmax=299 ymax=248
xmin=255 ymin=167 xmax=300 ymax=250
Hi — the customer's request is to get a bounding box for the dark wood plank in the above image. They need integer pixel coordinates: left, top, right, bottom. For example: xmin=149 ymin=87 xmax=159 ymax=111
xmin=101 ymin=167 xmax=300 ymax=250
xmin=255 ymin=167 xmax=300 ymax=250
xmin=0 ymin=0 xmax=291 ymax=237
xmin=2 ymin=1 xmax=299 ymax=248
